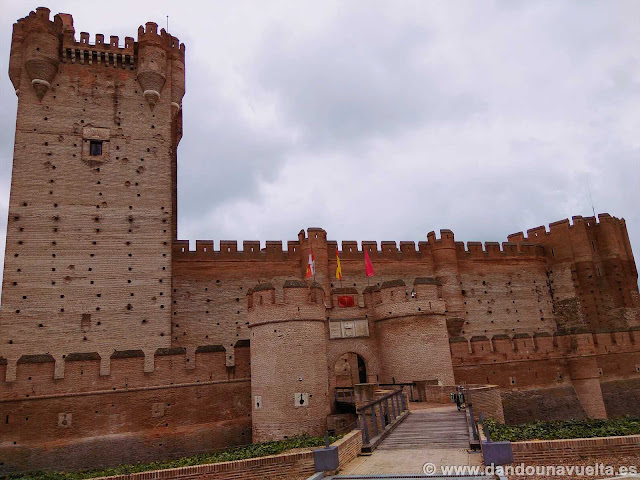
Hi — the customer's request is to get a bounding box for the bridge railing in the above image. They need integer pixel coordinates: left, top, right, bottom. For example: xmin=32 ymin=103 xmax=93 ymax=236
xmin=356 ymin=388 xmax=408 ymax=449
xmin=379 ymin=382 xmax=416 ymax=401
xmin=334 ymin=386 xmax=355 ymax=404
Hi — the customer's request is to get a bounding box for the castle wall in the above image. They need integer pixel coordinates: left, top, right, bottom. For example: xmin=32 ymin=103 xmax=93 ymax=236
xmin=451 ymin=330 xmax=640 ymax=423
xmin=509 ymin=215 xmax=639 ymax=332
xmin=0 ymin=347 xmax=251 ymax=473
xmin=171 ymin=241 xmax=302 ymax=366
xmin=3 ymin=8 xmax=640 ymax=471
xmin=458 ymin=258 xmax=554 ymax=337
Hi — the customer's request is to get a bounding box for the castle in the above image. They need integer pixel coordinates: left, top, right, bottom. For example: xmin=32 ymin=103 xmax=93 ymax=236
xmin=1 ymin=8 xmax=640 ymax=473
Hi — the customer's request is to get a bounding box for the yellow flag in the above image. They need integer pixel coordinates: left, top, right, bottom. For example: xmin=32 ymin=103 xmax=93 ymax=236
xmin=335 ymin=247 xmax=343 ymax=280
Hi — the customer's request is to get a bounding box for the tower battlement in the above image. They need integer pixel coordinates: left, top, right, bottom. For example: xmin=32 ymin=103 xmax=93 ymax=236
xmin=246 ymin=282 xmax=326 ymax=327
xmin=363 ymin=278 xmax=446 ymax=320
xmin=9 ymin=9 xmax=185 ymax=112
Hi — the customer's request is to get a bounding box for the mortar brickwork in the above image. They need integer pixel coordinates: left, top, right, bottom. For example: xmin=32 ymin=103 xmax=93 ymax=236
xmin=2 ymin=7 xmax=640 ymax=474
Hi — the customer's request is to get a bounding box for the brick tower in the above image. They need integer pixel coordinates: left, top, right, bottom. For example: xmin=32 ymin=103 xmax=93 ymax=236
xmin=368 ymin=278 xmax=455 ymax=385
xmin=247 ymin=281 xmax=330 ymax=442
xmin=1 ymin=8 xmax=185 ymax=380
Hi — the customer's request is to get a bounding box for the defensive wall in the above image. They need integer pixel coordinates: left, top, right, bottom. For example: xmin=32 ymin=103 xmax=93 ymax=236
xmin=451 ymin=329 xmax=640 ymax=423
xmin=0 ymin=343 xmax=250 ymax=474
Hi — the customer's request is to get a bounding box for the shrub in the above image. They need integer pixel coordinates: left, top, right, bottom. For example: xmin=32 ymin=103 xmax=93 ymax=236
xmin=485 ymin=417 xmax=640 ymax=442
xmin=2 ymin=433 xmax=342 ymax=480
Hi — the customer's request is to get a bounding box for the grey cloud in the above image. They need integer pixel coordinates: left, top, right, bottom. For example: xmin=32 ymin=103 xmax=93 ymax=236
xmin=251 ymin=6 xmax=486 ymax=148
xmin=0 ymin=1 xmax=639 ymax=291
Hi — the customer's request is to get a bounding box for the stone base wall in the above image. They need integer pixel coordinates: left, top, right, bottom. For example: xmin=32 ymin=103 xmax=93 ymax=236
xmin=501 ymin=386 xmax=586 ymax=425
xmin=602 ymin=378 xmax=640 ymax=418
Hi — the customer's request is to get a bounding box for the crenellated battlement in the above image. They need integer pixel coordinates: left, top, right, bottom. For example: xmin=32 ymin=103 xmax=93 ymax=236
xmin=0 ymin=341 xmax=249 ymax=389
xmin=12 ymin=7 xmax=60 ymax=35
xmin=246 ymin=282 xmax=326 ymax=327
xmin=173 ymin=230 xmax=555 ymax=263
xmin=508 ymin=213 xmax=625 ymax=247
xmin=137 ymin=22 xmax=185 ymax=54
xmin=449 ymin=327 xmax=640 ymax=366
xmin=9 ymin=9 xmax=186 ymax=111
xmin=60 ymin=15 xmax=136 ymax=68
xmin=365 ymin=278 xmax=447 ymax=320
xmin=455 ymin=240 xmax=545 ymax=259
xmin=172 ymin=239 xmax=302 ymax=259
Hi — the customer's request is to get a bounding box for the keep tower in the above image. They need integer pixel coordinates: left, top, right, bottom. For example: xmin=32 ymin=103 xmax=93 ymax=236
xmin=1 ymin=8 xmax=185 ymax=380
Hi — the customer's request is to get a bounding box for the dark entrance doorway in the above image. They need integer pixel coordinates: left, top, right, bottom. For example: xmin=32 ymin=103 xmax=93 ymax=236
xmin=334 ymin=352 xmax=368 ymax=387
xmin=357 ymin=354 xmax=367 ymax=383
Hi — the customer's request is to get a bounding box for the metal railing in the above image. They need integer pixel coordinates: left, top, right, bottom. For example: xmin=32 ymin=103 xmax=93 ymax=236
xmin=356 ymin=388 xmax=407 ymax=447
xmin=460 ymin=385 xmax=481 ymax=450
xmin=379 ymin=382 xmax=416 ymax=401
xmin=334 ymin=386 xmax=355 ymax=404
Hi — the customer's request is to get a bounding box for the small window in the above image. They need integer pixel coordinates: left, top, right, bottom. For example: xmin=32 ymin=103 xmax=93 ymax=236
xmin=89 ymin=140 xmax=103 ymax=156
xmin=81 ymin=313 xmax=91 ymax=332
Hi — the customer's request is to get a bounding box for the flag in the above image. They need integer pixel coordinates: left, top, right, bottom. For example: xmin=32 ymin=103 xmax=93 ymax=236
xmin=337 ymin=296 xmax=354 ymax=307
xmin=364 ymin=250 xmax=373 ymax=277
xmin=335 ymin=247 xmax=343 ymax=280
xmin=306 ymin=247 xmax=315 ymax=278
xmin=364 ymin=249 xmax=374 ymax=277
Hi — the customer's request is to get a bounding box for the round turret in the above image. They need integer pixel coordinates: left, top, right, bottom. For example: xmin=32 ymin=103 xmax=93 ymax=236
xmin=169 ymin=36 xmax=185 ymax=116
xmin=373 ymin=278 xmax=454 ymax=385
xmin=137 ymin=22 xmax=167 ymax=108
xmin=9 ymin=22 xmax=25 ymax=95
xmin=247 ymin=282 xmax=329 ymax=442
xmin=15 ymin=8 xmax=62 ymax=100
xmin=427 ymin=229 xmax=465 ymax=321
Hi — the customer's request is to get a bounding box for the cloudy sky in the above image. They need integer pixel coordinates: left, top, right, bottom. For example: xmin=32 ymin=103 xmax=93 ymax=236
xmin=0 ymin=1 xmax=639 ymax=281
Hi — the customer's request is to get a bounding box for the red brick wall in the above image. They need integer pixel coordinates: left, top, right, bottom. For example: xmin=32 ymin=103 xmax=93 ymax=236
xmin=452 ymin=331 xmax=640 ymax=423
xmin=512 ymin=435 xmax=640 ymax=462
xmin=501 ymin=385 xmax=587 ymax=424
xmin=601 ymin=378 xmax=640 ymax=417
xmin=0 ymin=348 xmax=251 ymax=474
xmin=0 ymin=380 xmax=251 ymax=473
xmin=508 ymin=215 xmax=639 ymax=332
xmin=466 ymin=385 xmax=504 ymax=423
xmin=376 ymin=313 xmax=454 ymax=385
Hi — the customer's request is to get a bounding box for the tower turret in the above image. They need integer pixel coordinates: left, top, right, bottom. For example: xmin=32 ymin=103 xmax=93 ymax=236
xmin=136 ymin=22 xmax=167 ymax=108
xmin=247 ymin=281 xmax=330 ymax=442
xmin=372 ymin=278 xmax=455 ymax=385
xmin=169 ymin=36 xmax=186 ymax=117
xmin=9 ymin=22 xmax=25 ymax=95
xmin=10 ymin=7 xmax=61 ymax=100
xmin=427 ymin=229 xmax=466 ymax=333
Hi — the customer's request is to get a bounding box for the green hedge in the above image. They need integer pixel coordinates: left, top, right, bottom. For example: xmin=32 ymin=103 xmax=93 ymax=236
xmin=2 ymin=433 xmax=342 ymax=480
xmin=485 ymin=417 xmax=640 ymax=442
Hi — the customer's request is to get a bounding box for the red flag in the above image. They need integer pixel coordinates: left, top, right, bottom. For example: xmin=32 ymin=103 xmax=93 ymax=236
xmin=337 ymin=296 xmax=354 ymax=307
xmin=364 ymin=250 xmax=374 ymax=277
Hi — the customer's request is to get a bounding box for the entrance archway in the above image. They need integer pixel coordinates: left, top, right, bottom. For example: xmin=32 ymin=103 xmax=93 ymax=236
xmin=334 ymin=352 xmax=367 ymax=387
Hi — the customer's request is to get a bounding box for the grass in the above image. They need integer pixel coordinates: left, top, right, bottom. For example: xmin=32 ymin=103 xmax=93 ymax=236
xmin=2 ymin=433 xmax=342 ymax=480
xmin=485 ymin=416 xmax=640 ymax=442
